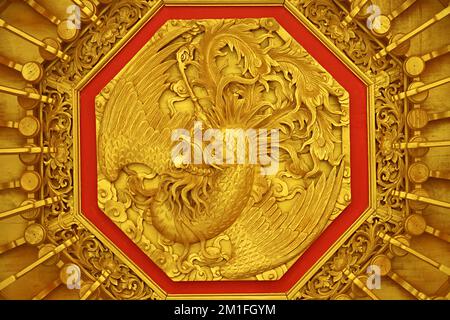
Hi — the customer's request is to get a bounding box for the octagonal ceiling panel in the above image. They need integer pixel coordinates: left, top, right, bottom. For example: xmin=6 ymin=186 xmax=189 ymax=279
xmin=94 ymin=18 xmax=351 ymax=281
xmin=78 ymin=6 xmax=370 ymax=296
xmin=2 ymin=0 xmax=449 ymax=302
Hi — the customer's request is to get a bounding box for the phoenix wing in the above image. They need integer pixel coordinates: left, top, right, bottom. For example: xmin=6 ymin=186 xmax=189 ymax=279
xmin=98 ymin=28 xmax=192 ymax=181
xmin=221 ymin=164 xmax=345 ymax=278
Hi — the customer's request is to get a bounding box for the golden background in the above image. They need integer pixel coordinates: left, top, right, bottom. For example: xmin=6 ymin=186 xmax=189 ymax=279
xmin=0 ymin=0 xmax=449 ymax=300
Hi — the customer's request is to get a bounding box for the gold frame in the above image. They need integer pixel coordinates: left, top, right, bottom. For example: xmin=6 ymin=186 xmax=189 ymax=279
xmin=2 ymin=0 xmax=449 ymax=301
xmin=68 ymin=0 xmax=378 ymax=299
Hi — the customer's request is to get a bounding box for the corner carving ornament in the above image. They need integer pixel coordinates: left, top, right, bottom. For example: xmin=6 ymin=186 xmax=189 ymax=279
xmin=40 ymin=0 xmax=405 ymax=299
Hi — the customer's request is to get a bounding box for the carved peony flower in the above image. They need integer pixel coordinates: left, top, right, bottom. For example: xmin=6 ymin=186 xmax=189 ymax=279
xmin=54 ymin=143 xmax=70 ymax=166
xmin=98 ymin=179 xmax=117 ymax=209
xmin=118 ymin=7 xmax=133 ymax=24
xmin=104 ymin=200 xmax=127 ymax=223
xmin=260 ymin=18 xmax=279 ymax=32
xmin=315 ymin=274 xmax=333 ymax=290
xmin=98 ymin=252 xmax=122 ymax=279
xmin=91 ymin=22 xmax=119 ymax=47
xmin=379 ymin=130 xmax=399 ymax=161
xmin=329 ymin=24 xmax=355 ymax=43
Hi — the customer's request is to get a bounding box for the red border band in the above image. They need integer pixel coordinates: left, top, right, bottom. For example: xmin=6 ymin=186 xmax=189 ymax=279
xmin=80 ymin=6 xmax=368 ymax=294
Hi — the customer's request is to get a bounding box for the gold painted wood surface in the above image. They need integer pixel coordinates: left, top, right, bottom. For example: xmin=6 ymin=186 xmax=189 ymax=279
xmin=0 ymin=0 xmax=448 ymax=300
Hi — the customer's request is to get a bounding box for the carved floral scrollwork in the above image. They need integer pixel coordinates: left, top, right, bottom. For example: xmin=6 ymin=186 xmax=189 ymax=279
xmin=61 ymin=228 xmax=162 ymax=300
xmin=50 ymin=0 xmax=155 ymax=82
xmin=375 ymin=82 xmax=406 ymax=209
xmin=42 ymin=0 xmax=160 ymax=300
xmin=294 ymin=219 xmax=394 ymax=299
xmin=287 ymin=0 xmax=407 ymax=299
xmin=289 ymin=0 xmax=391 ymax=73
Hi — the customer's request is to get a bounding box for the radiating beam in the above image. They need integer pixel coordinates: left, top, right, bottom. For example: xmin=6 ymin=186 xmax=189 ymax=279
xmin=0 ymin=55 xmax=21 ymax=72
xmin=425 ymin=225 xmax=450 ymax=243
xmin=0 ymin=146 xmax=53 ymax=155
xmin=47 ymin=213 xmax=76 ymax=233
xmin=341 ymin=0 xmax=369 ymax=27
xmin=0 ymin=18 xmax=69 ymax=61
xmin=22 ymin=0 xmax=61 ymax=24
xmin=31 ymin=261 xmax=66 ymax=301
xmin=387 ymin=0 xmax=417 ymax=20
xmin=0 ymin=116 xmax=40 ymax=138
xmin=342 ymin=269 xmax=380 ymax=300
xmin=0 ymin=171 xmax=42 ymax=193
xmin=0 ymin=84 xmax=54 ymax=103
xmin=429 ymin=170 xmax=450 ymax=181
xmin=388 ymin=271 xmax=429 ymax=300
xmin=407 ymin=108 xmax=450 ymax=130
xmin=392 ymin=77 xmax=450 ymax=101
xmin=0 ymin=120 xmax=18 ymax=129
xmin=0 ymin=196 xmax=60 ymax=221
xmin=378 ymin=232 xmax=450 ymax=276
xmin=407 ymin=161 xmax=450 ymax=184
xmin=0 ymin=179 xmax=21 ymax=191
xmin=394 ymin=140 xmax=450 ymax=149
xmin=0 ymin=237 xmax=25 ymax=255
xmin=367 ymin=253 xmax=430 ymax=300
xmin=32 ymin=278 xmax=62 ymax=300
xmin=22 ymin=0 xmax=79 ymax=42
xmin=71 ymin=0 xmax=101 ymax=26
xmin=374 ymin=6 xmax=450 ymax=60
xmin=433 ymin=278 xmax=450 ymax=298
xmin=0 ymin=55 xmax=42 ymax=83
xmin=392 ymin=190 xmax=450 ymax=209
xmin=428 ymin=110 xmax=450 ymax=121
xmin=79 ymin=269 xmax=110 ymax=300
xmin=0 ymin=235 xmax=79 ymax=291
xmin=375 ymin=208 xmax=405 ymax=224
xmin=422 ymin=44 xmax=450 ymax=62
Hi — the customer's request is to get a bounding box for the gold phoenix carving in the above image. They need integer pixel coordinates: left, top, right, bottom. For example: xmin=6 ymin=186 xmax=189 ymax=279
xmin=1 ymin=0 xmax=448 ymax=300
xmin=95 ymin=18 xmax=351 ymax=281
